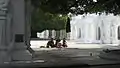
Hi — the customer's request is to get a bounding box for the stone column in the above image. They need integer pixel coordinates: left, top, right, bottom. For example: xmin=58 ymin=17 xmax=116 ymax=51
xmin=0 ymin=0 xmax=11 ymax=64
xmin=25 ymin=0 xmax=34 ymax=54
xmin=11 ymin=0 xmax=32 ymax=61
xmin=48 ymin=30 xmax=52 ymax=38
xmin=0 ymin=20 xmax=10 ymax=63
xmin=52 ymin=30 xmax=56 ymax=39
xmin=55 ymin=30 xmax=60 ymax=39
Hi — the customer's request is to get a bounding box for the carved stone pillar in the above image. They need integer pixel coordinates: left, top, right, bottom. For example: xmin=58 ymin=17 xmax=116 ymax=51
xmin=0 ymin=0 xmax=11 ymax=64
xmin=10 ymin=0 xmax=32 ymax=61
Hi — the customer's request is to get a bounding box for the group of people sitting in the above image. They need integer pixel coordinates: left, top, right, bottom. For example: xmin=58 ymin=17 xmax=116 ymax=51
xmin=46 ymin=38 xmax=68 ymax=48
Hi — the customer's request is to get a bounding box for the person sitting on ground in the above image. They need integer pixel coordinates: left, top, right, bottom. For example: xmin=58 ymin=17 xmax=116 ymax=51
xmin=56 ymin=39 xmax=62 ymax=48
xmin=46 ymin=38 xmax=55 ymax=48
xmin=62 ymin=38 xmax=68 ymax=48
xmin=55 ymin=39 xmax=59 ymax=47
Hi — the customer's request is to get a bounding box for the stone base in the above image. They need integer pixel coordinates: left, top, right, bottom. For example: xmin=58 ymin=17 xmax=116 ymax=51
xmin=12 ymin=50 xmax=32 ymax=61
xmin=0 ymin=51 xmax=11 ymax=64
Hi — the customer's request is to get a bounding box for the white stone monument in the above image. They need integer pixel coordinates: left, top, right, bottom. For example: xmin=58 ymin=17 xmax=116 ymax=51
xmin=0 ymin=0 xmax=32 ymax=64
xmin=70 ymin=13 xmax=120 ymax=45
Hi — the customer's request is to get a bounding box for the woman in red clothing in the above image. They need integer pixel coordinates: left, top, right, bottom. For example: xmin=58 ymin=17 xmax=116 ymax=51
xmin=56 ymin=39 xmax=62 ymax=48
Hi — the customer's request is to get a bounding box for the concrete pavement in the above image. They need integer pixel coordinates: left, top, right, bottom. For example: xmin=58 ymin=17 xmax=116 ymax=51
xmin=30 ymin=40 xmax=120 ymax=49
xmin=29 ymin=40 xmax=120 ymax=67
xmin=1 ymin=48 xmax=120 ymax=67
xmin=32 ymin=48 xmax=120 ymax=66
xmin=1 ymin=40 xmax=120 ymax=67
xmin=99 ymin=49 xmax=120 ymax=60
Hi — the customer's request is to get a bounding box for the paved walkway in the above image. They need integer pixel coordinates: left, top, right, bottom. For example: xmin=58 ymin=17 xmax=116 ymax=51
xmin=2 ymin=40 xmax=120 ymax=67
xmin=1 ymin=48 xmax=120 ymax=67
xmin=99 ymin=49 xmax=120 ymax=60
xmin=32 ymin=48 xmax=120 ymax=66
xmin=30 ymin=40 xmax=120 ymax=49
xmin=29 ymin=40 xmax=120 ymax=66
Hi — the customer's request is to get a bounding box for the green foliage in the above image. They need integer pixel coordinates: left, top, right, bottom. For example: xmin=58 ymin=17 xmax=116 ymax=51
xmin=31 ymin=8 xmax=67 ymax=33
xmin=31 ymin=0 xmax=120 ymax=35
xmin=31 ymin=0 xmax=120 ymax=15
xmin=31 ymin=0 xmax=75 ymax=14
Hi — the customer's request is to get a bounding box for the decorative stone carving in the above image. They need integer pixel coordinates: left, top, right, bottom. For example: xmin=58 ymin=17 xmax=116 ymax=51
xmin=0 ymin=0 xmax=32 ymax=64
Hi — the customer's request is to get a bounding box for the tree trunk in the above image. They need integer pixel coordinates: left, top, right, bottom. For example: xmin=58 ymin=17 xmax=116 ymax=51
xmin=31 ymin=30 xmax=37 ymax=38
xmin=55 ymin=30 xmax=60 ymax=39
xmin=48 ymin=30 xmax=52 ymax=38
xmin=66 ymin=17 xmax=71 ymax=33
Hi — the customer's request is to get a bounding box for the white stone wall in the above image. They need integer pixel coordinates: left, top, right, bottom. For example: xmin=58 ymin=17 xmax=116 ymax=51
xmin=70 ymin=13 xmax=120 ymax=44
xmin=37 ymin=30 xmax=69 ymax=39
xmin=0 ymin=0 xmax=32 ymax=63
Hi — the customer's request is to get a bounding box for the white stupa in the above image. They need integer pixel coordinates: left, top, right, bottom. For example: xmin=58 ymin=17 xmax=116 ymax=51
xmin=70 ymin=13 xmax=120 ymax=45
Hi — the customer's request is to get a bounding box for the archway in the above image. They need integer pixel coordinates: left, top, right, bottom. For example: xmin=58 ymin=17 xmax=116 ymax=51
xmin=78 ymin=28 xmax=81 ymax=38
xmin=97 ymin=27 xmax=101 ymax=40
xmin=118 ymin=26 xmax=120 ymax=40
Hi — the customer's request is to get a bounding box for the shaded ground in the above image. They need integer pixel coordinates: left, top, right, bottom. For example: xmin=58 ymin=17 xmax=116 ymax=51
xmin=29 ymin=40 xmax=120 ymax=67
xmin=32 ymin=48 xmax=120 ymax=66
xmin=1 ymin=48 xmax=120 ymax=68
xmin=1 ymin=40 xmax=120 ymax=67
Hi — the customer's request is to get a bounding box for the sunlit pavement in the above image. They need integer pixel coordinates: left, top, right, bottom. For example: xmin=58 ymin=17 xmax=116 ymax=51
xmin=1 ymin=40 xmax=120 ymax=67
xmin=30 ymin=40 xmax=120 ymax=50
xmin=20 ymin=40 xmax=120 ymax=67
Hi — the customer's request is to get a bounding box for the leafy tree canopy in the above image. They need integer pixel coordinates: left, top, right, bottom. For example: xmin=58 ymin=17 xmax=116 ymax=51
xmin=31 ymin=8 xmax=67 ymax=33
xmin=30 ymin=0 xmax=120 ymax=37
xmin=31 ymin=0 xmax=120 ymax=15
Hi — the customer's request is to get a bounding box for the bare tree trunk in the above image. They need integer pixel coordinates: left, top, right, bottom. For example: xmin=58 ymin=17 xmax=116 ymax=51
xmin=48 ymin=30 xmax=52 ymax=39
xmin=56 ymin=30 xmax=60 ymax=39
xmin=31 ymin=30 xmax=37 ymax=38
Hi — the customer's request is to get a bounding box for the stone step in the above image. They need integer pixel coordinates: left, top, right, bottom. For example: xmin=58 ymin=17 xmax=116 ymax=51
xmin=0 ymin=8 xmax=8 ymax=11
xmin=12 ymin=50 xmax=32 ymax=61
xmin=0 ymin=11 xmax=6 ymax=15
xmin=0 ymin=16 xmax=6 ymax=20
